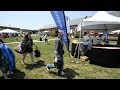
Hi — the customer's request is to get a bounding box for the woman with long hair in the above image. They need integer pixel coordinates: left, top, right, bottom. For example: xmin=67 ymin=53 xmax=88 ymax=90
xmin=21 ymin=33 xmax=35 ymax=65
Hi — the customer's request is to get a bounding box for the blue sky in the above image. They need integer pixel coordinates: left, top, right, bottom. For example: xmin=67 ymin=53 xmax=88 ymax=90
xmin=0 ymin=11 xmax=97 ymax=30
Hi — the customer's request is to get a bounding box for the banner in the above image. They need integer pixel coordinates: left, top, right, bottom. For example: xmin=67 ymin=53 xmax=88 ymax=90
xmin=50 ymin=11 xmax=69 ymax=50
xmin=65 ymin=16 xmax=70 ymax=33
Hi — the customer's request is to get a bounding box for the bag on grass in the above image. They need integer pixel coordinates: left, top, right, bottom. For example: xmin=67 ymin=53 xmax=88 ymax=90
xmin=34 ymin=45 xmax=40 ymax=57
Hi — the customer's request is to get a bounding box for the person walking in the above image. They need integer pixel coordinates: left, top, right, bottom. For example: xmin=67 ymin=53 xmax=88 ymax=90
xmin=46 ymin=30 xmax=65 ymax=76
xmin=21 ymin=33 xmax=35 ymax=65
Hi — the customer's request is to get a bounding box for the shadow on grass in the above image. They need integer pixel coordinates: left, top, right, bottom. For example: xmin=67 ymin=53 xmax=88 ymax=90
xmin=49 ymin=68 xmax=79 ymax=79
xmin=9 ymin=69 xmax=25 ymax=79
xmin=63 ymin=68 xmax=79 ymax=79
xmin=25 ymin=60 xmax=46 ymax=70
xmin=46 ymin=43 xmax=51 ymax=45
xmin=95 ymin=64 xmax=120 ymax=68
xmin=90 ymin=62 xmax=120 ymax=68
xmin=0 ymin=69 xmax=25 ymax=79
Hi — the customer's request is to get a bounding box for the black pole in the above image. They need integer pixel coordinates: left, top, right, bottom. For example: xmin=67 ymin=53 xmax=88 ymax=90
xmin=63 ymin=11 xmax=69 ymax=52
xmin=63 ymin=11 xmax=70 ymax=58
xmin=104 ymin=24 xmax=108 ymax=45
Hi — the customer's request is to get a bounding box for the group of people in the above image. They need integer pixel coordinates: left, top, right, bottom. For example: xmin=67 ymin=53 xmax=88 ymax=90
xmin=0 ymin=32 xmax=37 ymax=79
xmin=40 ymin=34 xmax=48 ymax=42
xmin=81 ymin=32 xmax=103 ymax=56
xmin=0 ymin=30 xmax=65 ymax=79
xmin=0 ymin=33 xmax=18 ymax=39
xmin=83 ymin=32 xmax=103 ymax=46
xmin=70 ymin=32 xmax=104 ymax=63
xmin=46 ymin=31 xmax=104 ymax=76
xmin=0 ymin=30 xmax=105 ymax=79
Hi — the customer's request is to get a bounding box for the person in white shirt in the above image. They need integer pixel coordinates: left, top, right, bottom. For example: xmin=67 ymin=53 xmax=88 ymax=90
xmin=83 ymin=32 xmax=90 ymax=45
xmin=8 ymin=33 xmax=12 ymax=39
xmin=82 ymin=32 xmax=90 ymax=55
xmin=42 ymin=34 xmax=45 ymax=41
xmin=92 ymin=33 xmax=98 ymax=45
xmin=97 ymin=34 xmax=103 ymax=45
xmin=44 ymin=34 xmax=48 ymax=42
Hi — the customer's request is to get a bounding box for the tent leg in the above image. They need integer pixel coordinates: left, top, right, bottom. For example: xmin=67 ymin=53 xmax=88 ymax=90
xmin=117 ymin=34 xmax=120 ymax=46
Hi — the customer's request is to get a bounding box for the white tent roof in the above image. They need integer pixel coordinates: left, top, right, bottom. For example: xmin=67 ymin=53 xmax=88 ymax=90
xmin=82 ymin=11 xmax=120 ymax=31
xmin=43 ymin=31 xmax=50 ymax=33
xmin=111 ymin=30 xmax=120 ymax=33
xmin=0 ymin=29 xmax=19 ymax=33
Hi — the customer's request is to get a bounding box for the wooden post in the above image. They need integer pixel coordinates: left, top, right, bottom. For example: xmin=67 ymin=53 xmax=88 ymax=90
xmin=117 ymin=33 xmax=120 ymax=46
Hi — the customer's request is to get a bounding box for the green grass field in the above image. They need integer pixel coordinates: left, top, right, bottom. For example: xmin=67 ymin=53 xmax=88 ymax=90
xmin=0 ymin=35 xmax=120 ymax=79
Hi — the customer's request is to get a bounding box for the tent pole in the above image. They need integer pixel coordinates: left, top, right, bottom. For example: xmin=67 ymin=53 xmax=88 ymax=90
xmin=77 ymin=20 xmax=83 ymax=63
xmin=117 ymin=33 xmax=120 ymax=46
xmin=104 ymin=24 xmax=109 ymax=45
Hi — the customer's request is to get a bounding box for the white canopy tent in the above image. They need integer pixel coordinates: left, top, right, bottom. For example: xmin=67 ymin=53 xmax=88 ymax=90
xmin=43 ymin=31 xmax=50 ymax=33
xmin=76 ymin=11 xmax=120 ymax=61
xmin=111 ymin=30 xmax=120 ymax=33
xmin=0 ymin=29 xmax=19 ymax=33
xmin=81 ymin=11 xmax=120 ymax=45
xmin=81 ymin=11 xmax=120 ymax=32
xmin=111 ymin=30 xmax=120 ymax=34
xmin=43 ymin=30 xmax=50 ymax=35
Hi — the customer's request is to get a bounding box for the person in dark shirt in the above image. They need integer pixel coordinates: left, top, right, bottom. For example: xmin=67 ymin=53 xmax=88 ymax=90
xmin=21 ymin=33 xmax=35 ymax=65
xmin=46 ymin=30 xmax=65 ymax=76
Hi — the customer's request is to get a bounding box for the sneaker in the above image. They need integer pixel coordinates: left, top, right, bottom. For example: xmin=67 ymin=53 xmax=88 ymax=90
xmin=71 ymin=60 xmax=75 ymax=63
xmin=21 ymin=61 xmax=26 ymax=64
xmin=3 ymin=73 xmax=10 ymax=79
xmin=46 ymin=66 xmax=50 ymax=72
xmin=31 ymin=62 xmax=36 ymax=65
xmin=76 ymin=60 xmax=80 ymax=64
xmin=61 ymin=71 xmax=65 ymax=76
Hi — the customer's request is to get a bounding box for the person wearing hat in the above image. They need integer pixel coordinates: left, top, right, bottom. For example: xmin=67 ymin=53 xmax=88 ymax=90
xmin=46 ymin=30 xmax=65 ymax=76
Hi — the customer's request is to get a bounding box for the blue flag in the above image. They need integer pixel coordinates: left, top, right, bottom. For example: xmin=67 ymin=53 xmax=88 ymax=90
xmin=51 ymin=11 xmax=69 ymax=50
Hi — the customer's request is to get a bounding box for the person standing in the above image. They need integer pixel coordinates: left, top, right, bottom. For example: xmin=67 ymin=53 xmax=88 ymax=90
xmin=92 ymin=33 xmax=98 ymax=45
xmin=82 ymin=32 xmax=90 ymax=55
xmin=0 ymin=34 xmax=2 ymax=39
xmin=21 ymin=33 xmax=35 ymax=65
xmin=44 ymin=34 xmax=48 ymax=44
xmin=8 ymin=33 xmax=12 ymax=39
xmin=97 ymin=34 xmax=103 ymax=45
xmin=46 ymin=30 xmax=65 ymax=76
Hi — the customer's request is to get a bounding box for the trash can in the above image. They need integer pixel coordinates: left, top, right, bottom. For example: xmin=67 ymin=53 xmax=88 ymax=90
xmin=71 ymin=42 xmax=77 ymax=56
xmin=71 ymin=40 xmax=80 ymax=58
